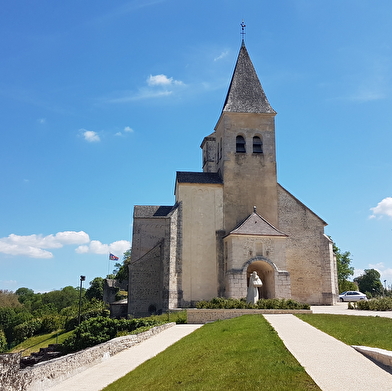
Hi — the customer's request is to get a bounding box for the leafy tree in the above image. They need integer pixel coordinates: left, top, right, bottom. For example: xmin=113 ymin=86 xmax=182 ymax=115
xmin=333 ymin=242 xmax=356 ymax=293
xmin=0 ymin=290 xmax=22 ymax=308
xmin=15 ymin=287 xmax=34 ymax=303
xmin=40 ymin=286 xmax=80 ymax=312
xmin=85 ymin=277 xmax=104 ymax=301
xmin=113 ymin=249 xmax=131 ymax=283
xmin=354 ymin=269 xmax=383 ymax=297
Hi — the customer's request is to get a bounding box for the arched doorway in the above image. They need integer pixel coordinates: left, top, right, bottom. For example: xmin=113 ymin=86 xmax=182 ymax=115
xmin=246 ymin=260 xmax=275 ymax=299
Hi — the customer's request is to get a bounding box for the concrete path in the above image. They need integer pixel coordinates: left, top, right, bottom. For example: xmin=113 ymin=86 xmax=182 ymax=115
xmin=311 ymin=301 xmax=392 ymax=318
xmin=47 ymin=324 xmax=203 ymax=391
xmin=264 ymin=314 xmax=392 ymax=391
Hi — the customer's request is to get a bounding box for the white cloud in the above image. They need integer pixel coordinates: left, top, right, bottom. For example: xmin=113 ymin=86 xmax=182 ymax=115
xmin=75 ymin=239 xmax=131 ymax=256
xmin=81 ymin=129 xmax=100 ymax=142
xmin=115 ymin=126 xmax=134 ymax=137
xmin=107 ymin=89 xmax=173 ymax=103
xmin=104 ymin=74 xmax=185 ymax=103
xmin=147 ymin=74 xmax=183 ymax=87
xmin=369 ymin=197 xmax=392 ymax=219
xmin=38 ymin=118 xmax=46 ymax=124
xmin=0 ymin=231 xmax=90 ymax=259
xmin=214 ymin=50 xmax=229 ymax=61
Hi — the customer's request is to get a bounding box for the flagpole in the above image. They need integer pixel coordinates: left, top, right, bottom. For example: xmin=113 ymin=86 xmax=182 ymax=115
xmin=107 ymin=253 xmax=110 ymax=277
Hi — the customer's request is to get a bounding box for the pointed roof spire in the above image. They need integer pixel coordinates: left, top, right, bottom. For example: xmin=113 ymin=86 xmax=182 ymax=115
xmin=222 ymin=32 xmax=276 ymax=114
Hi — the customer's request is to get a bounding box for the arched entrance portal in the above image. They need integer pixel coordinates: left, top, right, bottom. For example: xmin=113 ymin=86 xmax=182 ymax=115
xmin=247 ymin=260 xmax=275 ymax=299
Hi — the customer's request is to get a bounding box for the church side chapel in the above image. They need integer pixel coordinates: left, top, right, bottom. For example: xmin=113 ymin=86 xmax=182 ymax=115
xmin=128 ymin=34 xmax=338 ymax=317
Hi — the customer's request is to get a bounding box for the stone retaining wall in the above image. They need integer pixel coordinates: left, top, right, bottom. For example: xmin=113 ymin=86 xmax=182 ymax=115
xmin=0 ymin=322 xmax=175 ymax=391
xmin=187 ymin=309 xmax=312 ymax=323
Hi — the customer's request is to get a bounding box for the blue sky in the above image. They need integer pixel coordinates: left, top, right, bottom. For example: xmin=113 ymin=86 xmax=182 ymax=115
xmin=1 ymin=0 xmax=392 ymax=293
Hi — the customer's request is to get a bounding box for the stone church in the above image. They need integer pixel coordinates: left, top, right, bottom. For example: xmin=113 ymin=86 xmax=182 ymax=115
xmin=128 ymin=41 xmax=338 ymax=317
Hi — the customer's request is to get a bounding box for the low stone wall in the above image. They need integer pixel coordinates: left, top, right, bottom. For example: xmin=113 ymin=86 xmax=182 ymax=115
xmin=353 ymin=345 xmax=392 ymax=369
xmin=0 ymin=322 xmax=175 ymax=391
xmin=187 ymin=309 xmax=312 ymax=323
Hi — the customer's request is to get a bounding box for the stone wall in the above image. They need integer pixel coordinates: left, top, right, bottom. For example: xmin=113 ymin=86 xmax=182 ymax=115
xmin=0 ymin=323 xmax=175 ymax=391
xmin=187 ymin=309 xmax=311 ymax=324
xmin=129 ymin=242 xmax=164 ymax=317
xmin=277 ymin=185 xmax=338 ymax=305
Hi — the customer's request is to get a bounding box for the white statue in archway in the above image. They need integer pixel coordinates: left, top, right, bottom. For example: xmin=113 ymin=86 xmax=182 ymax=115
xmin=246 ymin=271 xmax=263 ymax=304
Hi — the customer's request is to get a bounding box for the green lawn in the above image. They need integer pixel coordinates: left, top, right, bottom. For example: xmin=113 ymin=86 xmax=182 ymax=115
xmin=11 ymin=330 xmax=73 ymax=356
xmin=103 ymin=315 xmax=320 ymax=391
xmin=297 ymin=314 xmax=392 ymax=351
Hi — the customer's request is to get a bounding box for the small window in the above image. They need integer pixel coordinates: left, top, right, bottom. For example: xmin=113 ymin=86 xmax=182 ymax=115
xmin=253 ymin=136 xmax=263 ymax=153
xmin=236 ymin=135 xmax=246 ymax=153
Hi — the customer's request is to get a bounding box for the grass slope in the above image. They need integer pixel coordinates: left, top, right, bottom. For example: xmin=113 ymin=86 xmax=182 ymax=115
xmin=297 ymin=314 xmax=392 ymax=351
xmin=104 ymin=315 xmax=320 ymax=391
xmin=11 ymin=330 xmax=72 ymax=356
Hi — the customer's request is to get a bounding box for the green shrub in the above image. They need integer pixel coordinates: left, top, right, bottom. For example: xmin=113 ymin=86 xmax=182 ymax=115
xmin=64 ymin=307 xmax=110 ymax=331
xmin=61 ymin=316 xmax=162 ymax=353
xmin=356 ymin=297 xmax=392 ymax=311
xmin=13 ymin=319 xmax=42 ymax=343
xmin=195 ymin=297 xmax=310 ymax=310
xmin=40 ymin=315 xmax=63 ymax=333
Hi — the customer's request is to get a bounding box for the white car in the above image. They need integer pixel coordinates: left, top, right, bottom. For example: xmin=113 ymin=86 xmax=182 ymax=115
xmin=339 ymin=291 xmax=367 ymax=302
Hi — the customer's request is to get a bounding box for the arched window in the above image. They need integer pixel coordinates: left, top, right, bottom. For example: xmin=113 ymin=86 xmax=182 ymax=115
xmin=253 ymin=136 xmax=263 ymax=153
xmin=236 ymin=135 xmax=246 ymax=153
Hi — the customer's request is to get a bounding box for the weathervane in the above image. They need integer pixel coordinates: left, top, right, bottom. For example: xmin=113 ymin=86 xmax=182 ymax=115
xmin=241 ymin=20 xmax=246 ymax=45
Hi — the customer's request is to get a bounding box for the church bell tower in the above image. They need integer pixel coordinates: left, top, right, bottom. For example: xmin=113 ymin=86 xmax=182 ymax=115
xmin=204 ymin=40 xmax=278 ymax=232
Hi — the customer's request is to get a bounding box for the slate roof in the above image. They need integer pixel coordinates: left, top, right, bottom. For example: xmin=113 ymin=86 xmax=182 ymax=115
xmin=222 ymin=43 xmax=276 ymax=114
xmin=230 ymin=211 xmax=287 ymax=237
xmin=176 ymin=171 xmax=223 ymax=184
xmin=133 ymin=205 xmax=176 ymax=218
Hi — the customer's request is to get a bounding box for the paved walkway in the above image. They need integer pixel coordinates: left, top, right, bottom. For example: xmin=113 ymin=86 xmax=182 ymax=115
xmin=47 ymin=324 xmax=203 ymax=391
xmin=48 ymin=304 xmax=392 ymax=391
xmin=264 ymin=313 xmax=392 ymax=391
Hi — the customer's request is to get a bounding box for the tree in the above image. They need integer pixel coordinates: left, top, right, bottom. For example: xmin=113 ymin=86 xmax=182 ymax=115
xmin=354 ymin=269 xmax=383 ymax=297
xmin=15 ymin=287 xmax=35 ymax=307
xmin=0 ymin=290 xmax=22 ymax=308
xmin=85 ymin=277 xmax=104 ymax=301
xmin=333 ymin=242 xmax=356 ymax=293
xmin=112 ymin=249 xmax=131 ymax=283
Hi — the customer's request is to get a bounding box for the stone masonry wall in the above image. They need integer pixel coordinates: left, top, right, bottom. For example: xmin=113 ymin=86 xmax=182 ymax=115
xmin=187 ymin=309 xmax=311 ymax=323
xmin=277 ymin=185 xmax=337 ymax=304
xmin=0 ymin=323 xmax=175 ymax=391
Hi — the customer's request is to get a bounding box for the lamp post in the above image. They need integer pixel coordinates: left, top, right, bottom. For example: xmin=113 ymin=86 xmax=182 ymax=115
xmin=78 ymin=275 xmax=86 ymax=325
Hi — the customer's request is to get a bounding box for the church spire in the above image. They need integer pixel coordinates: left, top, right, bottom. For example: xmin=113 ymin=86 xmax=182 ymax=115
xmin=222 ymin=39 xmax=276 ymax=114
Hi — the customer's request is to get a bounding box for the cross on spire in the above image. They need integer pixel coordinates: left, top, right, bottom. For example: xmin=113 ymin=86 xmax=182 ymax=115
xmin=241 ymin=20 xmax=246 ymax=46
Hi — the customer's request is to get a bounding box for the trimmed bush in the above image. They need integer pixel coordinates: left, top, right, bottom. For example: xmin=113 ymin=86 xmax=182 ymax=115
xmin=61 ymin=316 xmax=162 ymax=353
xmin=196 ymin=297 xmax=310 ymax=310
xmin=356 ymin=297 xmax=392 ymax=311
